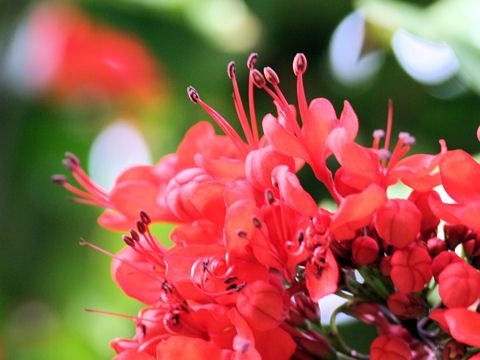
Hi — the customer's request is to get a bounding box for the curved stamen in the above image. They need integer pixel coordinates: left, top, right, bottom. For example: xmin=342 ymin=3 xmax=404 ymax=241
xmin=229 ymin=61 xmax=254 ymax=147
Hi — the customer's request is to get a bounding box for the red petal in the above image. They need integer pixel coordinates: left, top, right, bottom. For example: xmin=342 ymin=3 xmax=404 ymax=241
xmin=156 ymin=336 xmax=223 ymax=360
xmin=444 ymin=308 xmax=480 ymax=347
xmin=272 ymin=166 xmax=318 ymax=217
xmin=303 ymin=98 xmax=336 ymax=152
xmin=112 ymin=247 xmax=164 ymax=305
xmin=339 ymin=100 xmax=359 ymax=141
xmin=262 ymin=114 xmax=308 ymax=160
xmin=331 ymin=184 xmax=387 ymax=241
xmin=306 ymin=248 xmax=339 ymax=301
xmin=440 ymin=150 xmax=480 ymax=203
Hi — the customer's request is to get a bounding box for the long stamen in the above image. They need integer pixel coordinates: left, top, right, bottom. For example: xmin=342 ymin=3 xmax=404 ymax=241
xmin=84 ymin=309 xmax=162 ymax=325
xmin=80 ymin=239 xmax=163 ymax=284
xmin=293 ymin=53 xmax=309 ymax=126
xmin=381 ymin=100 xmax=393 ymax=168
xmin=247 ymin=53 xmax=260 ymax=146
xmin=264 ymin=66 xmax=302 ymax=136
xmin=187 ymin=86 xmax=249 ymax=156
xmin=228 ymin=61 xmax=254 ymax=147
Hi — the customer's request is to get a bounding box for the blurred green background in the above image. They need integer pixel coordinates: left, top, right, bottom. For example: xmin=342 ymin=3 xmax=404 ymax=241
xmin=1 ymin=0 xmax=480 ymax=358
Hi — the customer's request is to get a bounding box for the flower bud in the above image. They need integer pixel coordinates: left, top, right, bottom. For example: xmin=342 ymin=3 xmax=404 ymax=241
xmin=374 ymin=199 xmax=421 ymax=248
xmin=391 ymin=246 xmax=432 ymax=293
xmin=387 ymin=292 xmax=426 ymax=319
xmin=370 ymin=335 xmax=412 ymax=360
xmin=348 ymin=302 xmax=381 ymax=325
xmin=380 ymin=255 xmax=392 ymax=276
xmin=442 ymin=339 xmax=466 ymax=360
xmin=438 ymin=262 xmax=480 ymax=308
xmin=431 ymin=251 xmax=463 ymax=281
xmin=408 ymin=190 xmax=440 ymax=233
xmin=294 ymin=293 xmax=321 ymax=323
xmin=427 ymin=237 xmax=447 ymax=257
xmin=352 ymin=236 xmax=379 ymax=266
xmin=444 ymin=224 xmax=467 ymax=249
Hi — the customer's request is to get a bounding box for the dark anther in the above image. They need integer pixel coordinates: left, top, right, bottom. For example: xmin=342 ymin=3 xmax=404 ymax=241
xmin=51 ymin=175 xmax=67 ymax=185
xmin=62 ymin=159 xmax=75 ymax=171
xmin=251 ymin=69 xmax=265 ymax=88
xmin=227 ymin=61 xmax=236 ymax=79
xmin=130 ymin=229 xmax=140 ymax=242
xmin=202 ymin=259 xmax=209 ymax=272
xmin=187 ymin=86 xmax=200 ymax=103
xmin=235 ymin=282 xmax=247 ymax=292
xmin=171 ymin=313 xmax=179 ymax=326
xmin=140 ymin=324 xmax=147 ymax=336
xmin=65 ymin=152 xmax=80 ymax=166
xmin=224 ymin=276 xmax=238 ymax=284
xmin=263 ymin=67 xmax=279 ymax=85
xmin=226 ymin=284 xmax=238 ymax=291
xmin=162 ymin=281 xmax=173 ymax=293
xmin=298 ymin=231 xmax=304 ymax=244
xmin=252 ymin=217 xmax=262 ymax=228
xmin=241 ymin=342 xmax=250 ymax=354
xmin=265 ymin=189 xmax=275 ymax=204
xmin=139 ymin=211 xmax=151 ymax=224
xmin=293 ymin=53 xmax=307 ymax=76
xmin=123 ymin=235 xmax=135 ymax=247
xmin=237 ymin=230 xmax=247 ymax=238
xmin=247 ymin=53 xmax=258 ymax=69
xmin=137 ymin=220 xmax=147 ymax=234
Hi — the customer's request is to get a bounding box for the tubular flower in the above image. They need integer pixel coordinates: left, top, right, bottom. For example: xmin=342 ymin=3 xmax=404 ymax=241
xmin=55 ymin=54 xmax=480 ymax=359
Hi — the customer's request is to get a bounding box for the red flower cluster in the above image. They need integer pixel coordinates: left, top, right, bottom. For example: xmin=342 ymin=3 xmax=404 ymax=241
xmin=55 ymin=53 xmax=480 ymax=359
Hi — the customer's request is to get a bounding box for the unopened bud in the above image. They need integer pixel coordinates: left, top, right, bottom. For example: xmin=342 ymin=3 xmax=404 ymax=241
xmin=295 ymin=293 xmax=320 ymax=323
xmin=427 ymin=237 xmax=447 ymax=257
xmin=352 ymin=236 xmax=379 ymax=266
xmin=387 ymin=292 xmax=426 ymax=319
xmin=442 ymin=339 xmax=466 ymax=360
xmin=444 ymin=224 xmax=467 ymax=249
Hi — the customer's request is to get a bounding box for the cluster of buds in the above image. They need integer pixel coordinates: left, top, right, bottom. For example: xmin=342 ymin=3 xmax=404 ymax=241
xmin=55 ymin=53 xmax=480 ymax=359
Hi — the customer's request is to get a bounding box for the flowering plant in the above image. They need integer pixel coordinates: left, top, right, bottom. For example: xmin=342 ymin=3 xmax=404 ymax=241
xmin=54 ymin=53 xmax=480 ymax=359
